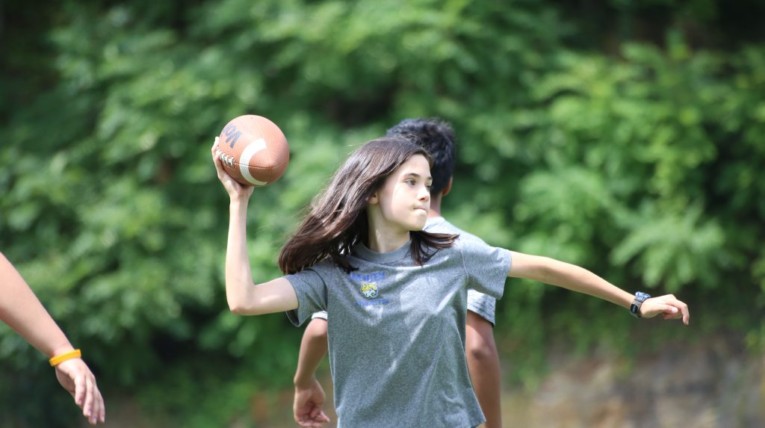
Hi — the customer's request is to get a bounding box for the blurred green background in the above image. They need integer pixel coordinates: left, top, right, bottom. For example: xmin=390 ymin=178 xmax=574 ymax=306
xmin=1 ymin=0 xmax=764 ymax=426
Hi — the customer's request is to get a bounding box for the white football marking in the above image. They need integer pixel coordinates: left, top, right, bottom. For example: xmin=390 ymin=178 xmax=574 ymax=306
xmin=239 ymin=138 xmax=268 ymax=186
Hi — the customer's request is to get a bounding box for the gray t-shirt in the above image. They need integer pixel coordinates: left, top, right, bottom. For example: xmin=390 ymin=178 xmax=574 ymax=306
xmin=286 ymin=229 xmax=511 ymax=428
xmin=312 ymin=217 xmax=498 ymax=324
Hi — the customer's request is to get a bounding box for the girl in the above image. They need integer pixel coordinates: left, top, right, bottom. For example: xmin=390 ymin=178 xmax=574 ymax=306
xmin=212 ymin=136 xmax=689 ymax=428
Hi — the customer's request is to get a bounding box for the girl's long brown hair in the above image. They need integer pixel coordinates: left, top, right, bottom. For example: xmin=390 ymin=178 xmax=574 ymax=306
xmin=278 ymin=137 xmax=457 ymax=274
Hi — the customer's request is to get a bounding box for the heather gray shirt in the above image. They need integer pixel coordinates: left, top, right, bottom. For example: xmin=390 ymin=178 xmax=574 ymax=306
xmin=286 ymin=228 xmax=511 ymax=428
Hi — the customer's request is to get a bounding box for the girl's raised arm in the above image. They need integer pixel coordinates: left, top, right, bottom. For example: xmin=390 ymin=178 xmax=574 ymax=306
xmin=508 ymin=251 xmax=690 ymax=324
xmin=212 ymin=139 xmax=298 ymax=315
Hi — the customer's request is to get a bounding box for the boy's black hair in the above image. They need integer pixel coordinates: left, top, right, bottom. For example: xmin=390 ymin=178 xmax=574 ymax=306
xmin=385 ymin=118 xmax=457 ymax=196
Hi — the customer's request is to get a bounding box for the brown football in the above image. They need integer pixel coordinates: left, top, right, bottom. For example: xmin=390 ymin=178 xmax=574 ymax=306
xmin=215 ymin=115 xmax=290 ymax=186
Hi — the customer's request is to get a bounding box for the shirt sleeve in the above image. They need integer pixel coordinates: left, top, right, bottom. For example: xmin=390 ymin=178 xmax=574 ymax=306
xmin=284 ymin=267 xmax=329 ymax=326
xmin=457 ymin=236 xmax=512 ymax=299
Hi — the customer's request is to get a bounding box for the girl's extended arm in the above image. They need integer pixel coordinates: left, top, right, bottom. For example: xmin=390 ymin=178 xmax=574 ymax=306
xmin=509 ymin=252 xmax=690 ymax=324
xmin=212 ymin=139 xmax=298 ymax=315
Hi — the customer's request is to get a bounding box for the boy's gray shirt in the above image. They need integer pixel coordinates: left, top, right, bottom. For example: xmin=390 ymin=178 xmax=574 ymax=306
xmin=286 ymin=218 xmax=511 ymax=428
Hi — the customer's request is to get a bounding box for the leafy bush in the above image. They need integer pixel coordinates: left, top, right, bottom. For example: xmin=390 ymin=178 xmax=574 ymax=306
xmin=1 ymin=0 xmax=763 ymax=424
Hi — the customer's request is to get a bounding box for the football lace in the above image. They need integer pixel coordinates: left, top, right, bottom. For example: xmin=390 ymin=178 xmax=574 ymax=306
xmin=215 ymin=148 xmax=236 ymax=167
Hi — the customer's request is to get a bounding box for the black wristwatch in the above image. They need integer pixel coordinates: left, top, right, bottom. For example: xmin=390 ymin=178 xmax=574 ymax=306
xmin=630 ymin=291 xmax=651 ymax=318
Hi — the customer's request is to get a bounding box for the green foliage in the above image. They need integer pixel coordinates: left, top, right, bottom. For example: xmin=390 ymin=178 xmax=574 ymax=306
xmin=1 ymin=0 xmax=764 ymax=424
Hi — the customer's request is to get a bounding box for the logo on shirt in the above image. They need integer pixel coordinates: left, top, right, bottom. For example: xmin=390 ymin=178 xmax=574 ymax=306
xmin=360 ymin=282 xmax=379 ymax=299
xmin=350 ymin=271 xmax=386 ymax=304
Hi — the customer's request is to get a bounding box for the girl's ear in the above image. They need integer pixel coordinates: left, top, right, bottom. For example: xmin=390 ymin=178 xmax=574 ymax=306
xmin=368 ymin=191 xmax=379 ymax=205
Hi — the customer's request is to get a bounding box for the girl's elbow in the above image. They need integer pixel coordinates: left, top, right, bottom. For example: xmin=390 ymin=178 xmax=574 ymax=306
xmin=227 ymin=298 xmax=253 ymax=315
xmin=227 ymin=301 xmax=243 ymax=315
xmin=228 ymin=299 xmax=269 ymax=316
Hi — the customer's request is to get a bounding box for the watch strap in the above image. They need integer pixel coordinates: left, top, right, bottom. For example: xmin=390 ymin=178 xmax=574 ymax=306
xmin=630 ymin=291 xmax=651 ymax=318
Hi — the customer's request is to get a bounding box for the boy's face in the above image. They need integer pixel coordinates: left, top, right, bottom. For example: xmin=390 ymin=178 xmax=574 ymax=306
xmin=369 ymin=154 xmax=432 ymax=235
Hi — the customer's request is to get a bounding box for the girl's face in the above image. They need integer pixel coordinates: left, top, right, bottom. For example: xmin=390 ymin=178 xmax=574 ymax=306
xmin=369 ymin=154 xmax=432 ymax=236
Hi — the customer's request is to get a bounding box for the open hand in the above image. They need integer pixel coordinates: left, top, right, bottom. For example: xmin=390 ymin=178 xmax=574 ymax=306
xmin=55 ymin=358 xmax=106 ymax=424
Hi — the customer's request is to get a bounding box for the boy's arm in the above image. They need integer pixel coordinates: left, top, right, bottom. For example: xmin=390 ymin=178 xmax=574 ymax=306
xmin=293 ymin=318 xmax=331 ymax=426
xmin=465 ymin=312 xmax=502 ymax=428
xmin=294 ymin=318 xmax=329 ymax=387
xmin=509 ymin=251 xmax=690 ymax=324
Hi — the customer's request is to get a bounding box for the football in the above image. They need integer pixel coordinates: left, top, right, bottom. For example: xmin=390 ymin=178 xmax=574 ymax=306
xmin=215 ymin=114 xmax=290 ymax=186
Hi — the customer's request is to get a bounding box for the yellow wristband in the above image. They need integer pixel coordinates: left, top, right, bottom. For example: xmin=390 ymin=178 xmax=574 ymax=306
xmin=49 ymin=349 xmax=82 ymax=367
